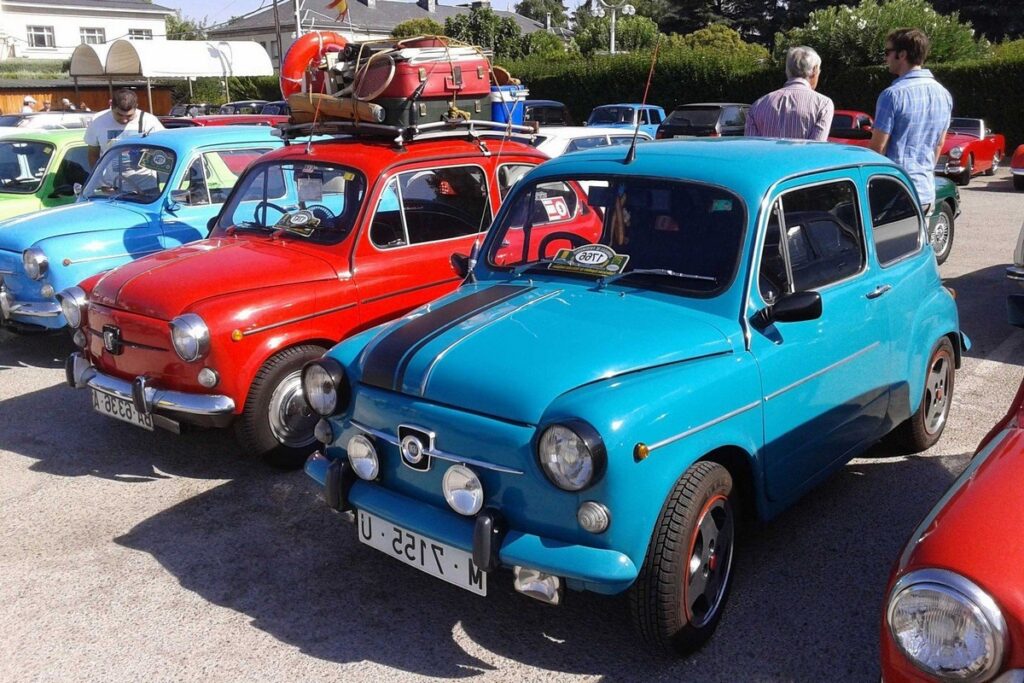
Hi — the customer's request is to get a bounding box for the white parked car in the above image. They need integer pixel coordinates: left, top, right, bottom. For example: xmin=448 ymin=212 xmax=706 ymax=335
xmin=0 ymin=112 xmax=94 ymax=137
xmin=532 ymin=126 xmax=652 ymax=158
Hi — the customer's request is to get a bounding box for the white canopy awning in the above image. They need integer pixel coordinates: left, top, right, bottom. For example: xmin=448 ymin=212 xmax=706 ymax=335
xmin=105 ymin=40 xmax=274 ymax=78
xmin=69 ymin=43 xmax=112 ymax=78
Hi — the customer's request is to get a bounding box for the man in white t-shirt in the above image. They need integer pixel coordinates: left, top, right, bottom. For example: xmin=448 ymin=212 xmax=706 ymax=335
xmin=84 ymin=88 xmax=164 ymax=166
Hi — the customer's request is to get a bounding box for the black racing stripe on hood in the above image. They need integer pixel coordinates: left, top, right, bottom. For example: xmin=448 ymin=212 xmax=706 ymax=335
xmin=361 ymin=284 xmax=534 ymax=391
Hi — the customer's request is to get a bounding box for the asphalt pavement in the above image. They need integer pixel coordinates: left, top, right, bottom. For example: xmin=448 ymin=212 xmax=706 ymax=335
xmin=1 ymin=168 xmax=1022 ymax=682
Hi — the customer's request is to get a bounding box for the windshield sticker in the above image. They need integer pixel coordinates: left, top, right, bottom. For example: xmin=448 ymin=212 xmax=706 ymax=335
xmin=274 ymin=210 xmax=321 ymax=237
xmin=549 ymin=244 xmax=629 ymax=276
xmin=711 ymin=199 xmax=733 ymax=212
xmin=138 ymin=150 xmax=173 ymax=174
xmin=342 ymin=172 xmax=355 ymax=182
xmin=540 ymin=196 xmax=570 ymax=221
xmin=297 ymin=177 xmax=323 ymax=202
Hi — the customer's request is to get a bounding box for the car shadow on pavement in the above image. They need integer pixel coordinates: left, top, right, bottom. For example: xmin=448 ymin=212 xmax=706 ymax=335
xmin=0 ymin=381 xmax=248 ymax=482
xmin=0 ymin=328 xmax=74 ymax=370
xmin=944 ymin=264 xmax=1024 ymax=366
xmin=113 ymin=446 xmax=964 ymax=681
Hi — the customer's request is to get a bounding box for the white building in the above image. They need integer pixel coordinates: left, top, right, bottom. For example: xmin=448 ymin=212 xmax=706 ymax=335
xmin=0 ymin=0 xmax=175 ymax=60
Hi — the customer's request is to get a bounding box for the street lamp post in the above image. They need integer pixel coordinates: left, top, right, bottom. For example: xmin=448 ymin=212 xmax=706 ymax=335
xmin=592 ymin=0 xmax=635 ymax=55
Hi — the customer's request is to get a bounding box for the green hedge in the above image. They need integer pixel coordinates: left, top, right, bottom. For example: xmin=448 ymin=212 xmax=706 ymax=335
xmin=508 ymin=53 xmax=1024 ymax=149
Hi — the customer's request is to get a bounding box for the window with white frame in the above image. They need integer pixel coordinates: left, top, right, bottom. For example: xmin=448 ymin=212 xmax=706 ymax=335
xmin=27 ymin=26 xmax=55 ymax=48
xmin=128 ymin=29 xmax=153 ymax=40
xmin=80 ymin=28 xmax=106 ymax=44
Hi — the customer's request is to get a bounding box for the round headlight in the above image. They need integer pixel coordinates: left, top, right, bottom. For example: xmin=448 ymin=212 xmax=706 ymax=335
xmin=169 ymin=313 xmax=210 ymax=362
xmin=887 ymin=569 xmax=1006 ymax=681
xmin=442 ymin=464 xmax=483 ymax=516
xmin=22 ymin=247 xmax=48 ymax=281
xmin=347 ymin=434 xmax=378 ymax=480
xmin=58 ymin=286 xmax=87 ymax=329
xmin=949 ymin=146 xmax=963 ymax=160
xmin=537 ymin=420 xmax=606 ymax=491
xmin=301 ymin=358 xmax=349 ymax=417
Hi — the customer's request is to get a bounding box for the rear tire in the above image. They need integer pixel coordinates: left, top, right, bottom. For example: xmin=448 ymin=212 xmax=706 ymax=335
xmin=895 ymin=337 xmax=955 ymax=453
xmin=985 ymin=152 xmax=1001 ymax=176
xmin=629 ymin=461 xmax=736 ymax=655
xmin=1014 ymin=174 xmax=1024 ymax=191
xmin=236 ymin=344 xmax=326 ymax=469
xmin=929 ymin=202 xmax=955 ymax=265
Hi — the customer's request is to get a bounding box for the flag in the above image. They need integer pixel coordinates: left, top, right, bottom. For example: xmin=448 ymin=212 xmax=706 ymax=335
xmin=326 ymin=0 xmax=349 ymax=21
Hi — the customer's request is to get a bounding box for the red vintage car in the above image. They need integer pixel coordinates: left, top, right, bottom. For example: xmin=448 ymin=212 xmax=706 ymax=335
xmin=826 ymin=109 xmax=874 ymax=147
xmin=62 ymin=122 xmax=548 ymax=467
xmin=934 ymin=117 xmax=1006 ymax=186
xmin=880 ymin=343 xmax=1024 ymax=679
xmin=158 ymin=114 xmax=289 ymax=129
xmin=1010 ymin=144 xmax=1024 ymax=191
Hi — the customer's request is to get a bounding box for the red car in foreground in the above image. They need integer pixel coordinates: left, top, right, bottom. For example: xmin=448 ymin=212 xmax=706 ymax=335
xmin=64 ymin=122 xmax=546 ymax=467
xmin=881 ymin=328 xmax=1024 ymax=680
xmin=934 ymin=117 xmax=1006 ymax=186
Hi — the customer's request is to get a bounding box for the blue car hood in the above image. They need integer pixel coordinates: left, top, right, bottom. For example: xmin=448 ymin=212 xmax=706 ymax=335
xmin=0 ymin=200 xmax=149 ymax=250
xmin=357 ymin=282 xmax=734 ymax=424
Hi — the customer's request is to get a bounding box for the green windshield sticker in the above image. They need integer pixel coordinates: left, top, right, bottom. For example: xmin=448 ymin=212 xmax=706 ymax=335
xmin=274 ymin=210 xmax=321 ymax=237
xmin=711 ymin=199 xmax=733 ymax=212
xmin=548 ymin=244 xmax=629 ymax=276
xmin=138 ymin=150 xmax=173 ymax=174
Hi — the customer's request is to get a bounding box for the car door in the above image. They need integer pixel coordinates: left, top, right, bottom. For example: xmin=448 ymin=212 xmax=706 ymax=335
xmin=749 ymin=174 xmax=892 ymax=501
xmin=160 ymin=145 xmax=273 ymax=248
xmin=353 ymin=160 xmax=501 ymax=329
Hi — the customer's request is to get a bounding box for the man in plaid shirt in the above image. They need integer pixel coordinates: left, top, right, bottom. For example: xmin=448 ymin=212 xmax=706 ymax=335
xmin=869 ymin=28 xmax=953 ymax=210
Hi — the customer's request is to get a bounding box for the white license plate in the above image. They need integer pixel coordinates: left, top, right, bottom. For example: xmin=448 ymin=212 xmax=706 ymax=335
xmin=92 ymin=389 xmax=153 ymax=431
xmin=357 ymin=509 xmax=486 ymax=596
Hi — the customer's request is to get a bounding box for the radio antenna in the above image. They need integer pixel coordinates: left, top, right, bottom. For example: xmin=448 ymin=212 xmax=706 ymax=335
xmin=624 ymin=36 xmax=661 ymax=165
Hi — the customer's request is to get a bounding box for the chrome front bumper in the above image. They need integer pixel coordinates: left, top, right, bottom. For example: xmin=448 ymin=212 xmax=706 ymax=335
xmin=67 ymin=352 xmax=236 ymax=429
xmin=0 ymin=278 xmax=61 ymax=322
xmin=935 ymin=162 xmax=964 ymax=174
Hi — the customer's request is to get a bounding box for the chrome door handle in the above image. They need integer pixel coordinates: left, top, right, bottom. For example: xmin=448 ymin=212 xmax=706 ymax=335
xmin=866 ymin=284 xmax=892 ymax=299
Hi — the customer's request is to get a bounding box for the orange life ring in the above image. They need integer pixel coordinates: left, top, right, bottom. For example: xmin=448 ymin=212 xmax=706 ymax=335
xmin=279 ymin=31 xmax=348 ymax=99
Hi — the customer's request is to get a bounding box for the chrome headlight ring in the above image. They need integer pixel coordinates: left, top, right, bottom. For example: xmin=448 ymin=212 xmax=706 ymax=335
xmin=169 ymin=313 xmax=210 ymax=362
xmin=949 ymin=146 xmax=964 ymax=160
xmin=536 ymin=418 xmax=606 ymax=492
xmin=57 ymin=286 xmax=87 ymax=329
xmin=22 ymin=247 xmax=48 ymax=281
xmin=301 ymin=358 xmax=350 ymax=417
xmin=887 ymin=568 xmax=1007 ymax=681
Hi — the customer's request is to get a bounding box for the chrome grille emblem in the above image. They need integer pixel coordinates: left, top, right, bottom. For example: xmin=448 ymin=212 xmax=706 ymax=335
xmin=398 ymin=425 xmax=434 ymax=472
xmin=400 ymin=435 xmax=425 ymax=464
xmin=102 ymin=325 xmax=123 ymax=355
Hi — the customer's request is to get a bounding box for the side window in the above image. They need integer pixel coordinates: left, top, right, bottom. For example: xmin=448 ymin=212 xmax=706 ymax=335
xmin=649 ymin=109 xmax=663 ymax=124
xmin=777 ymin=180 xmax=865 ymax=291
xmin=869 ymin=176 xmax=922 ymax=264
xmin=53 ymin=145 xmax=91 ymax=190
xmin=497 ymin=163 xmax=534 ymax=200
xmin=176 ymin=156 xmax=210 ymax=205
xmin=758 ymin=201 xmax=792 ymax=303
xmin=566 ymin=136 xmax=610 ymax=153
xmin=640 ymin=109 xmax=651 ymax=125
xmin=369 ymin=177 xmax=406 ymax=248
xmin=722 ymin=106 xmax=744 ymax=127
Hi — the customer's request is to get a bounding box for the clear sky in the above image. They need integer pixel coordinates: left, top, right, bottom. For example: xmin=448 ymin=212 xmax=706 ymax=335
xmin=160 ymin=0 xmax=572 ymax=27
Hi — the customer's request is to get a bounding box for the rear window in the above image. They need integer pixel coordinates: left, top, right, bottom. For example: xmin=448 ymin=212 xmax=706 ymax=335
xmin=666 ymin=107 xmax=721 ymax=127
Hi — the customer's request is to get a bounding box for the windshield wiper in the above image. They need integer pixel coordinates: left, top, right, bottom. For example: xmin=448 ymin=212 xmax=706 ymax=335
xmin=596 ymin=268 xmax=717 ymax=290
xmin=511 ymin=259 xmax=559 ymax=278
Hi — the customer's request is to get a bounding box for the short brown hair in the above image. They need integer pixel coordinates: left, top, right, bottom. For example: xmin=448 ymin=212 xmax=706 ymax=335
xmin=887 ymin=28 xmax=930 ymax=66
xmin=112 ymin=88 xmax=138 ymax=113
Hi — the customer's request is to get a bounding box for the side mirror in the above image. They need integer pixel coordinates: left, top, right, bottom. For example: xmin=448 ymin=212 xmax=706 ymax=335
xmin=451 ymin=253 xmax=469 ymax=278
xmin=73 ymin=182 xmax=83 ymax=196
xmin=758 ymin=290 xmax=822 ymax=325
xmin=49 ymin=184 xmax=75 ymax=198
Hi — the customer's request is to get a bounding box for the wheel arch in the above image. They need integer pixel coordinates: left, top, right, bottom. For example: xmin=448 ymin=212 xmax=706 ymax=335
xmin=698 ymin=445 xmax=760 ymax=524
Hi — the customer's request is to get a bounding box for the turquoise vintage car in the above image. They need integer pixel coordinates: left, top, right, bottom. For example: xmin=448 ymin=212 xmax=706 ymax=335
xmin=301 ymin=139 xmax=966 ymax=654
xmin=0 ymin=129 xmax=92 ymax=221
xmin=0 ymin=125 xmax=280 ymax=331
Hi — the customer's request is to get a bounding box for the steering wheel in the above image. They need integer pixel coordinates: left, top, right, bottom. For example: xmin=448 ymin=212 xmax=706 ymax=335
xmin=254 ymin=200 xmax=288 ymax=225
xmin=537 ymin=231 xmax=589 ymax=258
xmin=304 ymin=204 xmax=336 ymax=222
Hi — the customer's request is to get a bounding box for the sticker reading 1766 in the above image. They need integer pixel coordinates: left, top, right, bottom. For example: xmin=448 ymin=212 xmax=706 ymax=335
xmin=548 ymin=244 xmax=630 ymax=277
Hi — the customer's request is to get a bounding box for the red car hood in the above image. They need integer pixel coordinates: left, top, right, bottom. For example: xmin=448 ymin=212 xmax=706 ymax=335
xmin=941 ymin=132 xmax=978 ymax=153
xmin=91 ymin=236 xmax=340 ymax=320
xmin=896 ymin=424 xmax=1024 ymax=666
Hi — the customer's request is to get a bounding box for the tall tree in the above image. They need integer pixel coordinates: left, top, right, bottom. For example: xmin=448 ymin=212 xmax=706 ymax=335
xmin=165 ymin=13 xmax=208 ymax=40
xmin=514 ymin=0 xmax=568 ymax=27
xmin=445 ymin=8 xmax=527 ymax=60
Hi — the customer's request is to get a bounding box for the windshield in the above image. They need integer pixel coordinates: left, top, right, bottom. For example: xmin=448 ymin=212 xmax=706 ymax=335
xmin=830 ymin=114 xmax=854 ymax=130
xmin=588 ymin=107 xmax=635 ymax=125
xmin=82 ymin=145 xmax=177 ymax=203
xmin=949 ymin=118 xmax=980 ymax=136
xmin=215 ymin=160 xmax=367 ymax=244
xmin=0 ymin=140 xmax=55 ymax=194
xmin=488 ymin=176 xmax=746 ymax=297
xmin=666 ymin=107 xmax=721 ymax=127
xmin=0 ymin=115 xmax=26 ymax=127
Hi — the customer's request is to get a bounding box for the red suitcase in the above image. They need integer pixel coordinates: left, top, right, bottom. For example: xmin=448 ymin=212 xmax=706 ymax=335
xmin=353 ymin=46 xmax=492 ymax=102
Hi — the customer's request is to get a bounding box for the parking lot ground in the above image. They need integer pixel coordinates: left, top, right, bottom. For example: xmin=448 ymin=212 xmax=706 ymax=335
xmin=1 ymin=169 xmax=1022 ymax=682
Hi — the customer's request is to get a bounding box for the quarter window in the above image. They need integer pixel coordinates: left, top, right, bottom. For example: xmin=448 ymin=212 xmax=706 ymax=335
xmin=27 ymin=26 xmax=55 ymax=48
xmin=497 ymin=163 xmax=534 ymax=200
xmin=370 ymin=166 xmax=491 ymax=249
xmin=869 ymin=176 xmax=922 ymax=264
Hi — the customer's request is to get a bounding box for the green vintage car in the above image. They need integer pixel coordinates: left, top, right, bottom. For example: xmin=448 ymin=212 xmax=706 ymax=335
xmin=0 ymin=130 xmax=92 ymax=221
xmin=928 ymin=176 xmax=960 ymax=266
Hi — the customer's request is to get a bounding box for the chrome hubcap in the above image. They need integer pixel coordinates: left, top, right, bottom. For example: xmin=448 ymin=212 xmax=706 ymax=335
xmin=683 ymin=496 xmax=734 ymax=628
xmin=992 ymin=153 xmax=1001 ymax=171
xmin=923 ymin=354 xmax=951 ymax=435
xmin=930 ymin=214 xmax=950 ymax=256
xmin=267 ymin=370 xmax=317 ymax=448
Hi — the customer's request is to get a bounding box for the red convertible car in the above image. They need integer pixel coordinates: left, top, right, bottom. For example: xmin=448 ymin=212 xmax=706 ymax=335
xmin=934 ymin=117 xmax=1005 ymax=186
xmin=880 ymin=327 xmax=1024 ymax=680
xmin=826 ymin=109 xmax=874 ymax=147
xmin=63 ymin=121 xmax=547 ymax=467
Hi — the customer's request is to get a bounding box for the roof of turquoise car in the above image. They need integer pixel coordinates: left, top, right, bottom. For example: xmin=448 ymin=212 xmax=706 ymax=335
xmin=531 ymin=137 xmax=899 ymax=199
xmin=2 ymin=129 xmax=86 ymax=145
xmin=108 ymin=124 xmax=280 ymax=153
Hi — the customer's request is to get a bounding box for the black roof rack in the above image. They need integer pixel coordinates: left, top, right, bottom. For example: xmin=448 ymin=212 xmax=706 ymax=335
xmin=274 ymin=117 xmax=538 ymax=148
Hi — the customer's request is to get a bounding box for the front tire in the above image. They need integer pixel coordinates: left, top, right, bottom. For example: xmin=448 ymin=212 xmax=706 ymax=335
xmin=895 ymin=337 xmax=955 ymax=453
xmin=236 ymin=344 xmax=326 ymax=469
xmin=956 ymin=156 xmax=973 ymax=186
xmin=629 ymin=461 xmax=736 ymax=655
xmin=929 ymin=202 xmax=955 ymax=265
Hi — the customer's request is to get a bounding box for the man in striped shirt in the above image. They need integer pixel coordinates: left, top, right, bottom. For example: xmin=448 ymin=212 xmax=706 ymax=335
xmin=745 ymin=46 xmax=834 ymax=141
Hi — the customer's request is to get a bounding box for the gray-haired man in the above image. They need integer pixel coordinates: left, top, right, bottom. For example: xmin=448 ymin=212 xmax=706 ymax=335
xmin=745 ymin=46 xmax=835 ymax=141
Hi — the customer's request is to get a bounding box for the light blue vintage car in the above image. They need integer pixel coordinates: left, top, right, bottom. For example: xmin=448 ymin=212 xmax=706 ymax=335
xmin=301 ymin=139 xmax=966 ymax=654
xmin=585 ymin=103 xmax=667 ymax=138
xmin=0 ymin=126 xmax=281 ymax=331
